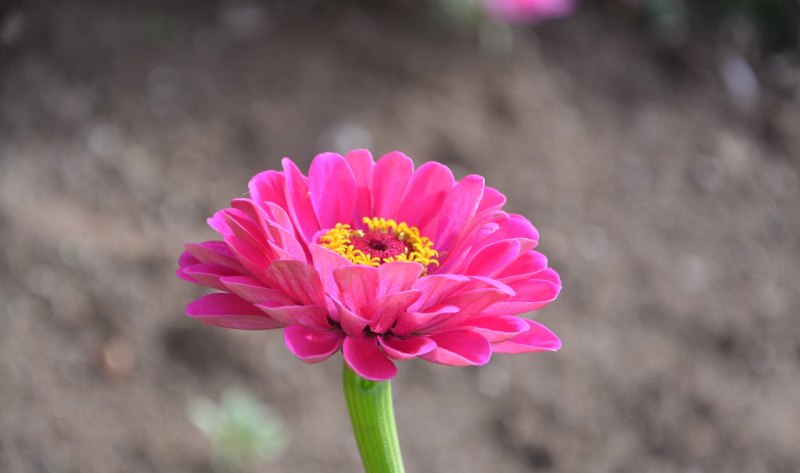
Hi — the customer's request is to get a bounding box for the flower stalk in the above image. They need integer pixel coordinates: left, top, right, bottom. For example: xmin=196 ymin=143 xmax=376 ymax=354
xmin=343 ymin=363 xmax=405 ymax=473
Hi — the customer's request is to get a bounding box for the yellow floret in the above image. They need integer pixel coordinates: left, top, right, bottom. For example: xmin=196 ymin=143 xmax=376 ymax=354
xmin=319 ymin=217 xmax=439 ymax=268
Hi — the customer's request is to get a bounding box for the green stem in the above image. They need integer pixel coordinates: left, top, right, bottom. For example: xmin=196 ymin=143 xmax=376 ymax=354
xmin=343 ymin=363 xmax=406 ymax=473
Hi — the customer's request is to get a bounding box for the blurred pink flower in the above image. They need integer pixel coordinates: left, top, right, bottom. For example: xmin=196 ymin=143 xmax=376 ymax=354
xmin=178 ymin=150 xmax=561 ymax=381
xmin=482 ymin=0 xmax=575 ymax=24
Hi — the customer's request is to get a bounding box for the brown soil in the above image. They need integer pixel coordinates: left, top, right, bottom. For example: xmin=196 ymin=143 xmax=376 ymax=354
xmin=1 ymin=1 xmax=799 ymax=472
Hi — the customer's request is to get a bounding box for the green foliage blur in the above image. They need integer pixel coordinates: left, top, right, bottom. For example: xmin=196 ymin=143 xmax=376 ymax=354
xmin=640 ymin=0 xmax=800 ymax=53
xmin=188 ymin=388 xmax=288 ymax=473
xmin=703 ymin=0 xmax=799 ymax=52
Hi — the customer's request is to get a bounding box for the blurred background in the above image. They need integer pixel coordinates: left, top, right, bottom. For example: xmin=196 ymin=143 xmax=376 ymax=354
xmin=1 ymin=0 xmax=799 ymax=472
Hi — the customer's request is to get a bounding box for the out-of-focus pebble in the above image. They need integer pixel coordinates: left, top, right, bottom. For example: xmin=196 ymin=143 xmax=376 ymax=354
xmin=101 ymin=337 xmax=136 ymax=379
xmin=718 ymin=51 xmax=760 ymax=112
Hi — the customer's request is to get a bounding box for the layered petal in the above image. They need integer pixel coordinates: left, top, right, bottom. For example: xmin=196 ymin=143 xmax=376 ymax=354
xmin=282 ymin=158 xmax=320 ymax=242
xmin=421 ymin=330 xmax=492 ymax=366
xmin=284 ymin=325 xmax=344 ymax=363
xmin=372 ymin=151 xmax=413 ymax=218
xmin=221 ymin=275 xmax=295 ymax=305
xmin=435 ymin=174 xmax=485 ymax=254
xmin=491 ymin=319 xmax=561 ymax=353
xmin=257 ymin=303 xmax=330 ymax=331
xmin=377 ymin=261 xmax=424 ymax=296
xmin=343 ymin=336 xmax=398 ymax=381
xmin=414 ymin=287 xmax=511 ymax=334
xmin=369 ymin=290 xmax=421 ymax=334
xmin=309 ymin=152 xmax=357 ymax=228
xmin=333 ymin=264 xmax=379 ymax=314
xmin=180 ymin=262 xmax=240 ymax=291
xmin=396 ymin=161 xmax=455 ymax=233
xmin=483 ymin=268 xmax=561 ymax=316
xmin=184 ymin=241 xmax=245 ymax=272
xmin=248 ymin=170 xmax=288 ymax=211
xmin=264 ymin=260 xmax=325 ymax=306
xmin=343 ymin=149 xmax=374 ymax=219
xmin=461 ymin=315 xmax=530 ymax=342
xmin=496 ymin=250 xmax=549 ymax=283
xmin=186 ymin=293 xmax=283 ymax=330
xmin=464 ymin=239 xmax=522 ymax=277
xmin=378 ymin=335 xmax=436 ymax=360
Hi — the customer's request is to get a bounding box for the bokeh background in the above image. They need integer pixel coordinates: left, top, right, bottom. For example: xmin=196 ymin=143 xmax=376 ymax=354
xmin=1 ymin=1 xmax=799 ymax=472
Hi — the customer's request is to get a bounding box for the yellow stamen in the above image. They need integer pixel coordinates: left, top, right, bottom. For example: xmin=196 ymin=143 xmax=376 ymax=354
xmin=319 ymin=217 xmax=439 ymax=268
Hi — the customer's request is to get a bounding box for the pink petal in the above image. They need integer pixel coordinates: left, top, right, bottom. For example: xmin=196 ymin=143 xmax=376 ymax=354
xmin=178 ymin=250 xmax=200 ymax=268
xmin=333 ymin=265 xmax=379 ymax=313
xmin=477 ymin=186 xmax=506 ymax=213
xmin=223 ymin=208 xmax=268 ymax=252
xmin=181 ymin=263 xmax=240 ymax=291
xmin=377 ymin=261 xmax=424 ymax=296
xmin=333 ymin=300 xmax=371 ymax=337
xmin=262 ymin=201 xmax=296 ymax=235
xmin=344 ymin=149 xmax=374 ymax=218
xmin=496 ymin=251 xmax=549 ymax=283
xmin=409 ymin=274 xmax=471 ymax=311
xmin=467 ymin=276 xmax=515 ymax=296
xmin=343 ymin=336 xmax=398 ymax=381
xmin=372 ymin=151 xmax=414 ymax=219
xmin=222 ymin=234 xmax=271 ymax=279
xmin=492 ymin=319 xmax=561 ymax=353
xmin=282 ymin=158 xmax=320 ymax=242
xmin=369 ymin=290 xmax=422 ymax=334
xmin=284 ymin=325 xmax=344 ymax=363
xmin=486 ymin=214 xmax=539 ymax=246
xmin=248 ymin=170 xmax=288 ymax=210
xmin=207 ymin=210 xmax=230 ymax=237
xmin=176 ymin=267 xmax=197 ymax=284
xmin=535 ymin=267 xmax=561 ymax=286
xmin=221 ymin=275 xmax=295 ymax=305
xmin=230 ymin=198 xmax=271 ymax=235
xmin=264 ymin=260 xmax=325 ymax=306
xmin=309 ymin=152 xmax=357 ymax=228
xmin=309 ymin=243 xmax=351 ymax=299
xmin=421 ymin=330 xmax=491 ymax=366
xmin=439 ymin=212 xmax=537 ymax=275
xmin=209 ymin=211 xmax=271 ymax=277
xmin=186 ymin=293 xmax=283 ymax=330
xmin=416 ymin=288 xmax=511 ymax=333
xmin=435 ymin=174 xmax=485 ymax=254
xmin=257 ymin=304 xmax=330 ymax=331
xmin=378 ymin=335 xmax=436 ymax=360
xmin=396 ymin=161 xmax=455 ymax=232
xmin=185 ymin=241 xmax=245 ymax=272
xmin=464 ymin=239 xmax=521 ymax=277
xmin=484 ymin=0 xmax=575 ymax=23
xmin=231 ymin=199 xmax=306 ymax=261
xmin=393 ymin=305 xmax=460 ymax=336
xmin=483 ymin=276 xmax=561 ymax=316
xmin=461 ymin=315 xmax=529 ymax=343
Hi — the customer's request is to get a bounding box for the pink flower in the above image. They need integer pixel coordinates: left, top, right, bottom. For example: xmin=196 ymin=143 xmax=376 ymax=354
xmin=482 ymin=0 xmax=575 ymax=24
xmin=178 ymin=150 xmax=561 ymax=381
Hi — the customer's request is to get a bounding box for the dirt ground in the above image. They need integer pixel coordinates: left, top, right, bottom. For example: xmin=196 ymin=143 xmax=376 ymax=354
xmin=1 ymin=1 xmax=799 ymax=472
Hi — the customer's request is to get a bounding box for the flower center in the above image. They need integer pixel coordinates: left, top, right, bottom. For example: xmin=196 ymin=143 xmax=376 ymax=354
xmin=319 ymin=217 xmax=439 ymax=268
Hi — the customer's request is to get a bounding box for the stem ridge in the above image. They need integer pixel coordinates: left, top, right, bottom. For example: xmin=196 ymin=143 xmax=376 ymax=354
xmin=343 ymin=364 xmax=406 ymax=473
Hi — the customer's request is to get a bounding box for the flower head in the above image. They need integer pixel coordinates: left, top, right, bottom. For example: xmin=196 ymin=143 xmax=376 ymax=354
xmin=178 ymin=150 xmax=561 ymax=381
xmin=482 ymin=0 xmax=575 ymax=24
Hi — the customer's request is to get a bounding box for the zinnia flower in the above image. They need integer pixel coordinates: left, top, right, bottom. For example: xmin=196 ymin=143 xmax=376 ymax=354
xmin=482 ymin=0 xmax=575 ymax=24
xmin=178 ymin=150 xmax=561 ymax=381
